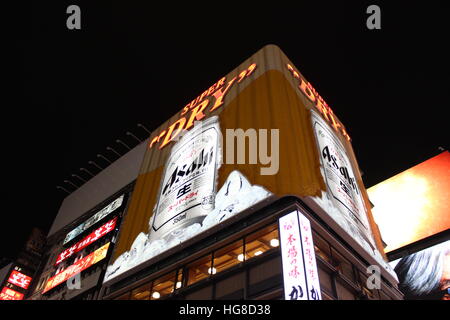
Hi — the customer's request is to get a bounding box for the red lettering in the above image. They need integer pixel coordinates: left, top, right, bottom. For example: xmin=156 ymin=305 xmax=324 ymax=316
xmin=185 ymin=99 xmax=210 ymax=130
xmin=159 ymin=118 xmax=187 ymax=149
xmin=209 ymin=77 xmax=237 ymax=112
xmin=299 ymin=78 xmax=316 ymax=102
xmin=246 ymin=63 xmax=257 ymax=77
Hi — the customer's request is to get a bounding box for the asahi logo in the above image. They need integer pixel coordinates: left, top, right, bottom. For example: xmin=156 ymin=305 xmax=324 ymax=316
xmin=162 ymin=146 xmax=215 ymax=197
xmin=321 ymin=145 xmax=359 ymax=196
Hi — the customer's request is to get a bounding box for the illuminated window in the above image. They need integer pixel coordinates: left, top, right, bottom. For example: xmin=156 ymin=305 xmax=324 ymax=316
xmin=213 ymin=240 xmax=244 ymax=274
xmin=114 ymin=292 xmax=131 ymax=300
xmin=131 ymin=283 xmax=151 ymax=300
xmin=174 ymin=268 xmax=184 ymax=291
xmin=151 ymin=272 xmax=176 ymax=300
xmin=186 ymin=254 xmax=212 ymax=286
xmin=245 ymin=224 xmax=279 ymax=261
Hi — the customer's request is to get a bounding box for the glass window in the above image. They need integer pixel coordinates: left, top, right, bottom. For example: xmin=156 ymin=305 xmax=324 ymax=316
xmin=318 ymin=266 xmax=334 ymax=298
xmin=151 ymin=272 xmax=176 ymax=300
xmin=245 ymin=224 xmax=279 ymax=260
xmin=312 ymin=231 xmax=333 ymax=265
xmin=130 ymin=282 xmax=151 ymax=300
xmin=331 ymin=248 xmax=355 ymax=283
xmin=174 ymin=268 xmax=184 ymax=291
xmin=186 ymin=254 xmax=212 ymax=286
xmin=213 ymin=240 xmax=244 ymax=274
xmin=336 ymin=280 xmax=356 ymax=300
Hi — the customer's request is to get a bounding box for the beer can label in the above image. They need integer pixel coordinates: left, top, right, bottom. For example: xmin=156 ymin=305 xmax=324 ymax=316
xmin=150 ymin=116 xmax=221 ymax=240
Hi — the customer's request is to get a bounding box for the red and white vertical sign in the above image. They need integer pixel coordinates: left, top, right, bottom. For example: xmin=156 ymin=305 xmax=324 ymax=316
xmin=298 ymin=213 xmax=322 ymax=300
xmin=279 ymin=210 xmax=321 ymax=300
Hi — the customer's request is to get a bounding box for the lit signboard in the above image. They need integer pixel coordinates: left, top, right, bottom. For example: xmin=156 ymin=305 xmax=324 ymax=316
xmin=7 ymin=270 xmax=32 ymax=290
xmin=149 ymin=63 xmax=257 ymax=150
xmin=368 ymin=151 xmax=450 ymax=252
xmin=64 ymin=195 xmax=123 ymax=245
xmin=104 ymin=45 xmax=394 ymax=286
xmin=279 ymin=210 xmax=321 ymax=300
xmin=150 ymin=116 xmax=221 ymax=242
xmin=43 ymin=242 xmax=110 ymax=294
xmin=56 ymin=217 xmax=117 ymax=265
xmin=0 ymin=287 xmax=24 ymax=300
xmin=389 ymin=240 xmax=450 ymax=300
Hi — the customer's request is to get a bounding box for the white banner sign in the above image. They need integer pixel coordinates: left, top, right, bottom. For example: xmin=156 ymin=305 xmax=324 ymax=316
xmin=279 ymin=210 xmax=321 ymax=300
xmin=64 ymin=194 xmax=124 ymax=245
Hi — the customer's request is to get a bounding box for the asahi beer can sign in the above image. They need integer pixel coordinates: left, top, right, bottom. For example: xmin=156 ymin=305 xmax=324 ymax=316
xmin=150 ymin=116 xmax=221 ymax=242
xmin=311 ymin=111 xmax=372 ymax=241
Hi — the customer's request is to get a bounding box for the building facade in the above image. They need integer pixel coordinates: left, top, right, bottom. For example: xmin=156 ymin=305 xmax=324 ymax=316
xmin=31 ymin=45 xmax=404 ymax=300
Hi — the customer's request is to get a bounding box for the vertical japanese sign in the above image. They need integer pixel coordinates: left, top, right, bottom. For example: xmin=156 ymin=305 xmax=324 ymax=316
xmin=279 ymin=210 xmax=321 ymax=300
xmin=298 ymin=213 xmax=322 ymax=300
xmin=150 ymin=116 xmax=221 ymax=242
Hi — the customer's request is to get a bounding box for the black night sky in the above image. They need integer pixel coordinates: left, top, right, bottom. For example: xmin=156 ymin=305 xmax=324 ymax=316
xmin=5 ymin=2 xmax=448 ymax=263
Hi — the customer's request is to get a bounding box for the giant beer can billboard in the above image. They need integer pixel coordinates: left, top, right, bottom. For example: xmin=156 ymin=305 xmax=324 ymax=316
xmin=150 ymin=116 xmax=221 ymax=243
xmin=104 ymin=45 xmax=396 ymax=285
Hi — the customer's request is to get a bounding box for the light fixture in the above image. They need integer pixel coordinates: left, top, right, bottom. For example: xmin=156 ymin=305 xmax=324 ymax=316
xmin=207 ymin=267 xmax=217 ymax=275
xmin=152 ymin=291 xmax=160 ymax=299
xmin=254 ymin=250 xmax=263 ymax=256
xmin=176 ymin=281 xmax=182 ymax=289
xmin=270 ymin=239 xmax=279 ymax=247
xmin=237 ymin=254 xmax=244 ymax=262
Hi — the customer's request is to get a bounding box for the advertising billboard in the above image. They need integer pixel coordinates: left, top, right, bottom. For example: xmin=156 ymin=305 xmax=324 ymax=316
xmin=64 ymin=195 xmax=123 ymax=245
xmin=0 ymin=287 xmax=24 ymax=300
xmin=390 ymin=240 xmax=449 ymax=300
xmin=7 ymin=270 xmax=32 ymax=290
xmin=368 ymin=151 xmax=450 ymax=252
xmin=56 ymin=217 xmax=117 ymax=265
xmin=104 ymin=45 xmax=394 ymax=285
xmin=43 ymin=242 xmax=110 ymax=294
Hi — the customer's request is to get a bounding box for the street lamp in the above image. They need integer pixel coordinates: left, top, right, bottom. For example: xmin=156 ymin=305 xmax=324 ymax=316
xmin=126 ymin=131 xmax=142 ymax=143
xmin=137 ymin=123 xmax=151 ymax=135
xmin=97 ymin=154 xmax=112 ymax=164
xmin=88 ymin=160 xmax=103 ymax=171
xmin=106 ymin=146 xmax=121 ymax=157
xmin=71 ymin=174 xmax=86 ymax=183
xmin=116 ymin=139 xmax=131 ymax=150
xmin=64 ymin=179 xmax=79 ymax=189
xmin=56 ymin=186 xmax=71 ymax=194
xmin=80 ymin=167 xmax=94 ymax=177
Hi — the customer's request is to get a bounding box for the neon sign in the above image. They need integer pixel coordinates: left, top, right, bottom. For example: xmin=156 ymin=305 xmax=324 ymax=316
xmin=0 ymin=287 xmax=24 ymax=300
xmin=43 ymin=242 xmax=110 ymax=294
xmin=64 ymin=194 xmax=123 ymax=245
xmin=56 ymin=217 xmax=117 ymax=265
xmin=7 ymin=270 xmax=32 ymax=290
xmin=149 ymin=63 xmax=257 ymax=150
xmin=286 ymin=63 xmax=351 ymax=141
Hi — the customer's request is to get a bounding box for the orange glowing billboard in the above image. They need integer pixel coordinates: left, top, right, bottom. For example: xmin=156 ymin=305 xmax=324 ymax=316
xmin=103 ymin=45 xmax=396 ymax=286
xmin=368 ymin=151 xmax=450 ymax=253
